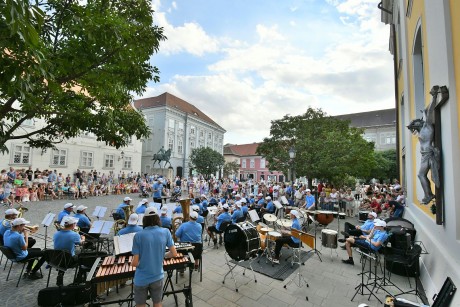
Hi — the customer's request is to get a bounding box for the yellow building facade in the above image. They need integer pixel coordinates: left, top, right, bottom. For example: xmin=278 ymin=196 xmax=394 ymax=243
xmin=381 ymin=0 xmax=460 ymax=304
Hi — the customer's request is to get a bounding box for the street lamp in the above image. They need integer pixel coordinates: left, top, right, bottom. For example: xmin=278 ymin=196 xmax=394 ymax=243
xmin=288 ymin=146 xmax=296 ymax=183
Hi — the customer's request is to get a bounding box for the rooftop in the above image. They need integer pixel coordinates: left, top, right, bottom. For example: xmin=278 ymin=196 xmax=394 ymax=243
xmin=224 ymin=143 xmax=261 ymax=157
xmin=334 ymin=108 xmax=396 ymax=128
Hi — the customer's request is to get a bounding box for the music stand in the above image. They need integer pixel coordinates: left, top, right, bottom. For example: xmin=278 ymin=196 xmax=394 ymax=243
xmin=91 ymin=206 xmax=107 ymax=220
xmin=89 ymin=220 xmax=115 ymax=252
xmin=40 ymin=212 xmax=56 ymax=250
xmin=284 ymin=229 xmax=310 ymax=301
xmin=248 ymin=210 xmax=260 ymax=224
xmin=273 ymin=201 xmax=283 ymax=219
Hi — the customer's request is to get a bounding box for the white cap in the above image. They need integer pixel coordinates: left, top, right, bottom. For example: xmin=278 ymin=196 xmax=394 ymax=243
xmin=290 ymin=210 xmax=300 ymax=218
xmin=265 ymin=196 xmax=271 ymax=200
xmin=190 ymin=211 xmax=199 ymax=220
xmin=240 ymin=198 xmax=247 ymax=203
xmin=64 ymin=203 xmax=74 ymax=209
xmin=306 ymin=189 xmax=311 ymax=192
xmin=258 ymin=193 xmax=263 ymax=197
xmin=200 ymin=194 xmax=207 ymax=199
xmin=235 ymin=194 xmax=241 ymax=198
xmin=5 ymin=209 xmax=20 ymax=215
xmin=61 ymin=216 xmax=78 ymax=227
xmin=123 ymin=197 xmax=133 ymax=202
xmin=369 ymin=212 xmax=377 ymax=218
xmin=232 ymin=191 xmax=236 ymax=194
xmin=76 ymin=205 xmax=87 ymax=212
xmin=141 ymin=198 xmax=148 ymax=204
xmin=12 ymin=218 xmax=30 ymax=226
xmin=249 ymin=193 xmax=254 ymax=196
xmin=235 ymin=201 xmax=241 ymax=208
xmin=128 ymin=213 xmax=139 ymax=225
xmin=192 ymin=205 xmax=200 ymax=211
xmin=222 ymin=204 xmax=229 ymax=209
xmin=374 ymin=219 xmax=386 ymax=227
xmin=161 ymin=207 xmax=168 ymax=214
xmin=145 ymin=207 xmax=158 ymax=216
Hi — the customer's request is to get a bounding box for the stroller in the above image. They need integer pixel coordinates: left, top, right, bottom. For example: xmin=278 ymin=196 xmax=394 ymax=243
xmin=170 ymin=186 xmax=181 ymax=201
xmin=139 ymin=185 xmax=150 ymax=198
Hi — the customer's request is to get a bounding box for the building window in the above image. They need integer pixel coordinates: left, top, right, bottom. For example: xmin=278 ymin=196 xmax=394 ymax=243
xmin=13 ymin=145 xmax=30 ymax=164
xmin=208 ymin=132 xmax=212 ymax=140
xmin=178 ymin=122 xmax=184 ymax=134
xmin=178 ymin=140 xmax=183 ymax=154
xmin=413 ymin=26 xmax=425 ymax=120
xmin=81 ymin=151 xmax=94 ymax=167
xmin=21 ymin=119 xmax=34 ymax=126
xmin=168 ymin=119 xmax=175 ymax=129
xmin=190 ymin=140 xmax=195 ymax=148
xmin=168 ymin=138 xmax=174 ymax=151
xmin=381 ymin=133 xmax=396 ymax=145
xmin=363 ymin=133 xmax=377 ymax=143
xmin=250 ymin=159 xmax=255 ymax=168
xmin=190 ymin=126 xmax=196 ymax=135
xmin=51 ymin=149 xmax=67 ymax=166
xmin=242 ymin=159 xmax=247 ymax=168
xmin=123 ymin=156 xmax=132 ymax=169
xmin=199 ymin=130 xmax=204 ymax=137
xmin=104 ymin=154 xmax=114 ymax=168
xmin=260 ymin=158 xmax=266 ymax=169
xmin=199 ymin=140 xmax=204 ymax=148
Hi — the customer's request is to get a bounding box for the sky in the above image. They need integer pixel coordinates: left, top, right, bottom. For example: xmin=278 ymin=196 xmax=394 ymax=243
xmin=136 ymin=0 xmax=395 ymax=145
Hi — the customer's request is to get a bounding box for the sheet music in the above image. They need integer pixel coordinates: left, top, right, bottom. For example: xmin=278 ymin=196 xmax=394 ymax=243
xmin=113 ymin=232 xmax=136 ymax=255
xmin=41 ymin=213 xmax=56 ymax=226
xmin=92 ymin=206 xmax=107 ymax=218
xmin=89 ymin=220 xmax=114 ymax=234
xmin=280 ymin=196 xmax=289 ymax=205
xmin=273 ymin=201 xmax=283 ymax=209
xmin=248 ymin=210 xmax=260 ymax=223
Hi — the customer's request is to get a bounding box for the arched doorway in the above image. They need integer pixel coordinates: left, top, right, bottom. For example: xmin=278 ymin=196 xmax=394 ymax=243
xmin=176 ymin=166 xmax=183 ymax=178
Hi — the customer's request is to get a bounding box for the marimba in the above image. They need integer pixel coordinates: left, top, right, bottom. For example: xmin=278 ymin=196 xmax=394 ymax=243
xmin=168 ymin=242 xmax=195 ymax=252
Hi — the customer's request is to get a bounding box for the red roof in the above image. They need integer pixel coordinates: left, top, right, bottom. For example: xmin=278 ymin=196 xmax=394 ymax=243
xmin=224 ymin=143 xmax=261 ymax=156
xmin=134 ymin=92 xmax=225 ymax=130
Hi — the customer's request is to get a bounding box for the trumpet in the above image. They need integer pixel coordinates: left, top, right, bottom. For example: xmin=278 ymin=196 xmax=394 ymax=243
xmin=24 ymin=225 xmax=39 ymax=233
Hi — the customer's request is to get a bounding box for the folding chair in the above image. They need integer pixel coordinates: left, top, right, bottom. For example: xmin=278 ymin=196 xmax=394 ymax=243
xmin=0 ymin=246 xmax=42 ymax=287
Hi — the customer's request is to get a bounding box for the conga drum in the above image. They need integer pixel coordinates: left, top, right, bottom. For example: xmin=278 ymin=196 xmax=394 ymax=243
xmin=315 ymin=211 xmax=334 ymax=226
xmin=321 ymin=229 xmax=338 ymax=249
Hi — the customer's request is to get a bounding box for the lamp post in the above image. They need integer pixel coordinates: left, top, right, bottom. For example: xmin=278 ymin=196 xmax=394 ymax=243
xmin=289 ymin=146 xmax=296 ymax=183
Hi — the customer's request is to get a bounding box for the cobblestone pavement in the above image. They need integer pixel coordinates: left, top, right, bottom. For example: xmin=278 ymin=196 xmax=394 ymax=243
xmin=0 ymin=195 xmax=422 ymax=307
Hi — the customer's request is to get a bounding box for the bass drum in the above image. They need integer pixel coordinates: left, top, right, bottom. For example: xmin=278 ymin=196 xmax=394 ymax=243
xmin=224 ymin=222 xmax=260 ymax=261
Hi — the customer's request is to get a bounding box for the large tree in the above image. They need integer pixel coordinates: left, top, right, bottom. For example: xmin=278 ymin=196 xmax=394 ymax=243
xmin=370 ymin=149 xmax=398 ymax=183
xmin=0 ymin=0 xmax=165 ymax=152
xmin=257 ymin=107 xmax=376 ymax=188
xmin=189 ymin=147 xmax=225 ymax=179
xmin=223 ymin=161 xmax=240 ymax=178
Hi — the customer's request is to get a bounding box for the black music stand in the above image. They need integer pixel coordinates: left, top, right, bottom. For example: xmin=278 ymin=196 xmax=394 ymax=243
xmin=351 ymin=247 xmax=382 ymax=304
xmin=283 ymin=229 xmax=310 ymax=301
xmin=306 ymin=215 xmax=323 ymax=262
xmin=40 ymin=212 xmax=56 ymax=250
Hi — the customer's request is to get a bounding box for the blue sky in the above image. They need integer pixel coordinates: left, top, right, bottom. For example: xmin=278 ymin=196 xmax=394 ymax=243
xmin=137 ymin=0 xmax=395 ymax=144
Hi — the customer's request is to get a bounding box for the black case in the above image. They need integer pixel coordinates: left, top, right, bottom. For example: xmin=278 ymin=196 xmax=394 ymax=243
xmin=37 ymin=284 xmax=95 ymax=306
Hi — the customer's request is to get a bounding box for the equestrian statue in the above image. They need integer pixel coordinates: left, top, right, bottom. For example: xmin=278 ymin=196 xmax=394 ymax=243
xmin=152 ymin=146 xmax=172 ymax=168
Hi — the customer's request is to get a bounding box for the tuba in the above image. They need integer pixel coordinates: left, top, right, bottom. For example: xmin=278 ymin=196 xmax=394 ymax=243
xmin=113 ymin=204 xmax=133 ymax=235
xmin=171 ymin=198 xmax=192 ymax=241
xmin=16 ymin=204 xmax=29 ymax=218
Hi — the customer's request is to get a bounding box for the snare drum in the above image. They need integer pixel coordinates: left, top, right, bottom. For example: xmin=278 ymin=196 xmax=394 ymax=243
xmin=339 ymin=213 xmax=346 ymax=219
xmin=359 ymin=211 xmax=370 ymax=222
xmin=267 ymin=231 xmax=282 ymax=242
xmin=276 ymin=218 xmax=293 ymax=228
xmin=321 ymin=229 xmax=338 ymax=249
xmin=315 ymin=210 xmax=334 ymax=226
xmin=263 ymin=213 xmax=278 ymax=223
xmin=258 ymin=227 xmax=274 ymax=235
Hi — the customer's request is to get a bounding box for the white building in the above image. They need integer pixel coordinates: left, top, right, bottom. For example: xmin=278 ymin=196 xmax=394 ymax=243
xmin=134 ymin=92 xmax=226 ymax=178
xmin=0 ymin=117 xmax=142 ymax=178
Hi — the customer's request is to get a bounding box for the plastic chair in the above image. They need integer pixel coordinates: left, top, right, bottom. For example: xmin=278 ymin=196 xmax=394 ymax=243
xmin=0 ymin=246 xmax=42 ymax=287
xmin=43 ymin=249 xmax=78 ymax=287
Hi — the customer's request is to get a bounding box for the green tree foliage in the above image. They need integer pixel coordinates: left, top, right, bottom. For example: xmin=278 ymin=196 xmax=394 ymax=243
xmin=0 ymin=0 xmax=166 ymax=152
xmin=223 ymin=161 xmax=240 ymax=178
xmin=189 ymin=147 xmax=225 ymax=179
xmin=257 ymin=107 xmax=376 ymax=187
xmin=370 ymin=149 xmax=398 ymax=183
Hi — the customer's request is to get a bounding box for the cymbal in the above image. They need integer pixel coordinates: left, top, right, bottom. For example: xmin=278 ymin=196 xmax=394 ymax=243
xmin=263 ymin=213 xmax=277 ymax=222
xmin=276 ymin=218 xmax=293 ymax=227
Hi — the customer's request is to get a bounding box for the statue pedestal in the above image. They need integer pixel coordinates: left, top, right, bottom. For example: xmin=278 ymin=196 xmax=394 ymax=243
xmin=152 ymin=168 xmax=173 ymax=181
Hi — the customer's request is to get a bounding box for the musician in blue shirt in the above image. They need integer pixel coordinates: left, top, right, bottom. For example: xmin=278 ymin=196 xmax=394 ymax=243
xmin=342 ymin=219 xmax=389 ymax=265
xmin=340 ymin=212 xmax=376 ymax=244
xmin=118 ymin=213 xmax=143 ymax=235
xmin=172 ymin=203 xmax=182 ymax=214
xmin=241 ymin=198 xmax=249 ymax=216
xmin=270 ymin=210 xmax=302 ymax=264
xmin=152 ymin=178 xmax=164 ymax=205
xmin=132 ymin=207 xmax=177 ymax=307
xmin=303 ymin=189 xmax=316 ymax=210
xmin=175 ymin=211 xmax=202 ymax=269
xmin=191 ymin=205 xmax=205 ymax=224
xmin=261 ymin=196 xmax=275 ymax=214
xmin=231 ymin=202 xmax=244 ymax=223
xmin=74 ymin=205 xmax=92 ymax=233
xmin=57 ymin=203 xmax=74 ymax=223
xmin=135 ymin=199 xmax=149 ymax=214
xmin=206 ymin=204 xmax=231 ymax=247
xmin=0 ymin=208 xmax=19 ymax=245
xmin=160 ymin=207 xmax=172 ymax=229
xmin=115 ymin=197 xmax=132 ymax=220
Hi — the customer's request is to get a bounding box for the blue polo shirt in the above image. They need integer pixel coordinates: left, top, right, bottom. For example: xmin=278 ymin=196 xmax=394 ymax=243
xmin=136 ymin=204 xmax=148 ymax=214
xmin=195 ymin=215 xmax=204 ymax=224
xmin=132 ymin=226 xmax=174 ymax=286
xmin=173 ymin=206 xmax=182 ymax=214
xmin=175 ymin=221 xmax=202 ymax=243
xmin=290 ymin=218 xmax=301 ymax=244
xmin=74 ymin=213 xmax=91 ymax=229
xmin=256 ymin=198 xmax=264 ymax=208
xmin=201 ymin=200 xmax=208 ymax=211
xmin=231 ymin=209 xmax=243 ymax=223
xmin=118 ymin=225 xmax=142 ymax=236
xmin=53 ymin=230 xmax=80 ymax=256
xmin=3 ymin=230 xmax=27 ymax=260
xmin=361 ymin=219 xmax=375 ymax=232
xmin=160 ymin=216 xmax=172 ymax=228
xmin=305 ymin=195 xmax=315 ymax=209
xmin=216 ymin=211 xmax=232 ymax=231
xmin=369 ymin=229 xmax=389 ymax=251
xmin=152 ymin=182 xmax=163 ymax=198
xmin=116 ymin=203 xmax=128 ymax=219
xmin=0 ymin=219 xmax=12 ymax=236
xmin=57 ymin=210 xmax=71 ymax=223
xmin=266 ymin=201 xmax=275 ymax=213
xmin=241 ymin=205 xmax=249 ymax=215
